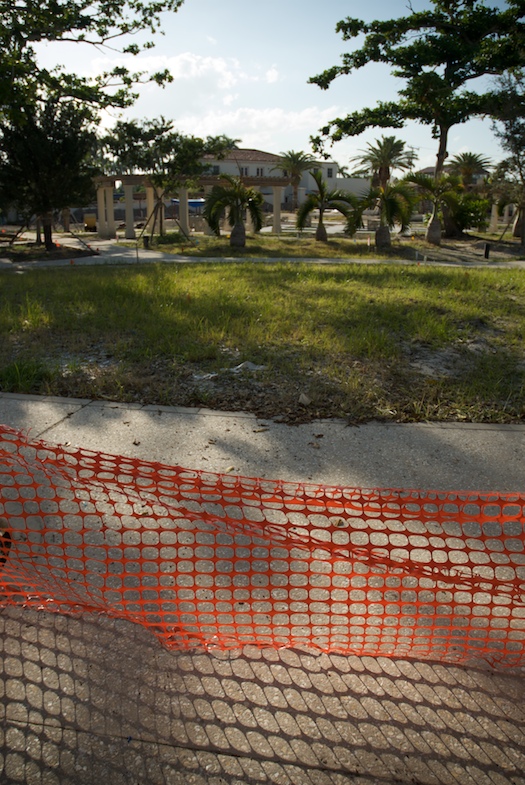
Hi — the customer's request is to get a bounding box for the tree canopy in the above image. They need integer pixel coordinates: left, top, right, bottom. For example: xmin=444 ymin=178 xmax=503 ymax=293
xmin=0 ymin=98 xmax=98 ymax=248
xmin=0 ymin=0 xmax=185 ymax=113
xmin=100 ymin=118 xmax=237 ymax=190
xmin=491 ymin=69 xmax=525 ymax=243
xmin=310 ymin=1 xmax=525 ymax=178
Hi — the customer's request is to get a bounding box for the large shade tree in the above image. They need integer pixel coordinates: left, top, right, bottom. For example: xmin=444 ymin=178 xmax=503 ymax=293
xmin=0 ymin=99 xmax=98 ymax=249
xmin=491 ymin=69 xmax=525 ymax=244
xmin=0 ymin=0 xmax=185 ymax=115
xmin=309 ymin=1 xmax=525 ymax=241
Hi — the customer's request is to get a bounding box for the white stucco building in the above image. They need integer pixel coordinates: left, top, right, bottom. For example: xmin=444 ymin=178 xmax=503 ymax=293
xmin=93 ymin=148 xmax=370 ymax=239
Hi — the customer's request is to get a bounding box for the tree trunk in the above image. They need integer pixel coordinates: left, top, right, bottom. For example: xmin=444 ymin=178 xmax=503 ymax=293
xmin=426 ymin=213 xmax=442 ymax=246
xmin=315 ymin=216 xmax=328 ymax=242
xmin=434 ymin=125 xmax=449 ymax=179
xmin=513 ymin=206 xmax=525 ymax=245
xmin=292 ymin=182 xmax=299 ymax=212
xmin=35 ymin=217 xmax=42 ymax=245
xmin=61 ymin=207 xmax=71 ymax=233
xmin=42 ymin=212 xmax=54 ymax=251
xmin=442 ymin=203 xmax=464 ymax=239
xmin=230 ymin=222 xmax=246 ymax=247
xmin=375 ymin=224 xmax=391 ymax=248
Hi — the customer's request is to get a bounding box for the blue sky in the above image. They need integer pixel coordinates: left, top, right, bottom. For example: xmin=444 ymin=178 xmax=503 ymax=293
xmin=35 ymin=0 xmax=508 ymax=172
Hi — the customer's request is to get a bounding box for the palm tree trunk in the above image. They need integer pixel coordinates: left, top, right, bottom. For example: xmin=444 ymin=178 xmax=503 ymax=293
xmin=230 ymin=222 xmax=246 ymax=247
xmin=426 ymin=207 xmax=442 ymax=246
xmin=442 ymin=203 xmax=464 ymax=238
xmin=375 ymin=224 xmax=391 ymax=248
xmin=42 ymin=212 xmax=54 ymax=251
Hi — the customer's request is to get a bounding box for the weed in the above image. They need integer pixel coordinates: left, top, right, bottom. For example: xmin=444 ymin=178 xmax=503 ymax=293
xmin=1 ymin=262 xmax=524 ymax=423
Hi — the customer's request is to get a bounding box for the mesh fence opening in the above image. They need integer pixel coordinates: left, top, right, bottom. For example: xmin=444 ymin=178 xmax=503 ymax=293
xmin=1 ymin=424 xmax=524 ymax=667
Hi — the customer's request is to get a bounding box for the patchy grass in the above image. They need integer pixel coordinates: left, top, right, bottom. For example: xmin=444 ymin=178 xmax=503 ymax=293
xmin=0 ymin=262 xmax=524 ymax=423
xmin=123 ymin=228 xmax=525 ymax=264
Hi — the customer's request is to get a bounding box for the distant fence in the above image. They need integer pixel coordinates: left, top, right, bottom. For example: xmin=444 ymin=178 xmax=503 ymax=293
xmin=1 ymin=424 xmax=524 ymax=668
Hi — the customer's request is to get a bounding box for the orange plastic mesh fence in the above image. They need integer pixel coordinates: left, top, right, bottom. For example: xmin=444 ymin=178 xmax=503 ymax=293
xmin=1 ymin=424 xmax=525 ymax=667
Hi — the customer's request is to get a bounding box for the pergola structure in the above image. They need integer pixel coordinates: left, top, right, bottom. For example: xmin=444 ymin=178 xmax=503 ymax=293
xmin=94 ymin=173 xmax=291 ymax=240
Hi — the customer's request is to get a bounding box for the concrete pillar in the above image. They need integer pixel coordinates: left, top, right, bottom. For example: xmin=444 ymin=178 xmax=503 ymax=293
xmin=96 ymin=187 xmax=108 ymax=238
xmin=178 ymin=188 xmax=190 ymax=237
xmin=123 ymin=184 xmax=136 ymax=240
xmin=146 ymin=187 xmax=156 ymax=230
xmin=104 ymin=186 xmax=116 ymax=239
xmin=272 ymin=186 xmax=282 ymax=234
xmin=488 ymin=201 xmax=499 ymax=234
xmin=246 ymin=186 xmax=259 ymax=234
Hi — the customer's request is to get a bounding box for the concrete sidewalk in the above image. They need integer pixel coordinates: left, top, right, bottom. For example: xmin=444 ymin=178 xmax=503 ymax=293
xmin=2 ymin=236 xmax=525 ymax=270
xmin=1 ymin=391 xmax=524 ymax=492
xmin=2 ymin=392 xmax=525 ymax=785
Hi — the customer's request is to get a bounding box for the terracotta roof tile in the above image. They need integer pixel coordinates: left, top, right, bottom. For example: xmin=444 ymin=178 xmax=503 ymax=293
xmin=203 ymin=148 xmax=284 ymax=163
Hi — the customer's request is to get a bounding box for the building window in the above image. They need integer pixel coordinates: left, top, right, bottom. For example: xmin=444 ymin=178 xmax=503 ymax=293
xmin=212 ymin=165 xmax=220 ymax=175
xmin=327 ymin=168 xmax=333 ymax=178
xmin=241 ymin=166 xmax=249 ymax=176
xmin=256 ymin=167 xmax=264 ymax=177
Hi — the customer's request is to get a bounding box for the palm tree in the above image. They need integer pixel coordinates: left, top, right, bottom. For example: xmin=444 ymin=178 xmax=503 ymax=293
xmin=448 ymin=152 xmax=491 ymax=191
xmin=350 ymin=135 xmax=416 ymax=190
xmin=348 ymin=182 xmax=415 ymax=248
xmin=404 ymin=173 xmax=459 ymax=245
xmin=272 ymin=150 xmax=317 ymax=211
xmin=296 ymin=170 xmax=359 ymax=242
xmin=336 ymin=163 xmax=351 ymax=178
xmin=203 ymin=174 xmax=264 ymax=248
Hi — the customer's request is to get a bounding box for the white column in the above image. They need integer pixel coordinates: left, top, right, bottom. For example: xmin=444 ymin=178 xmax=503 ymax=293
xmin=178 ymin=188 xmax=190 ymax=236
xmin=146 ymin=187 xmax=156 ymax=230
xmin=488 ymin=201 xmax=499 ymax=234
xmin=105 ymin=186 xmax=116 ymax=239
xmin=272 ymin=186 xmax=282 ymax=234
xmin=96 ymin=187 xmax=108 ymax=238
xmin=246 ymin=186 xmax=259 ymax=234
xmin=123 ymin=184 xmax=136 ymax=240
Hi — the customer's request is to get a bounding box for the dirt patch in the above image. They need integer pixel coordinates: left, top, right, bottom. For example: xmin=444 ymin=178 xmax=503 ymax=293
xmin=411 ymin=234 xmax=525 ymax=265
xmin=0 ymin=243 xmax=98 ymax=262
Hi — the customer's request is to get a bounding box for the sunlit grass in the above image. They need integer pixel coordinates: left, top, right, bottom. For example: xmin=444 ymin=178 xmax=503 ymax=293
xmin=1 ymin=261 xmax=524 ymax=422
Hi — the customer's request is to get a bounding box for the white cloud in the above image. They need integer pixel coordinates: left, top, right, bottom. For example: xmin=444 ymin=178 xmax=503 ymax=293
xmin=173 ymin=105 xmax=342 ymax=152
xmin=90 ymin=52 xmax=269 ymax=91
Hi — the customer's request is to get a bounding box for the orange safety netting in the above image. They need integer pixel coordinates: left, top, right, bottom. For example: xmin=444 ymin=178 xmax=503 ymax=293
xmin=1 ymin=424 xmax=525 ymax=668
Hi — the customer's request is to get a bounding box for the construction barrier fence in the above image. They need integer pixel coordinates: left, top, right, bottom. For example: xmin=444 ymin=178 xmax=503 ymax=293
xmin=1 ymin=424 xmax=525 ymax=668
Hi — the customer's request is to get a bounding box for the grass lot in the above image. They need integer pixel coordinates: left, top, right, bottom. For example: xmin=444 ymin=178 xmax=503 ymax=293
xmin=131 ymin=227 xmax=525 ymax=264
xmin=0 ymin=260 xmax=524 ymax=423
